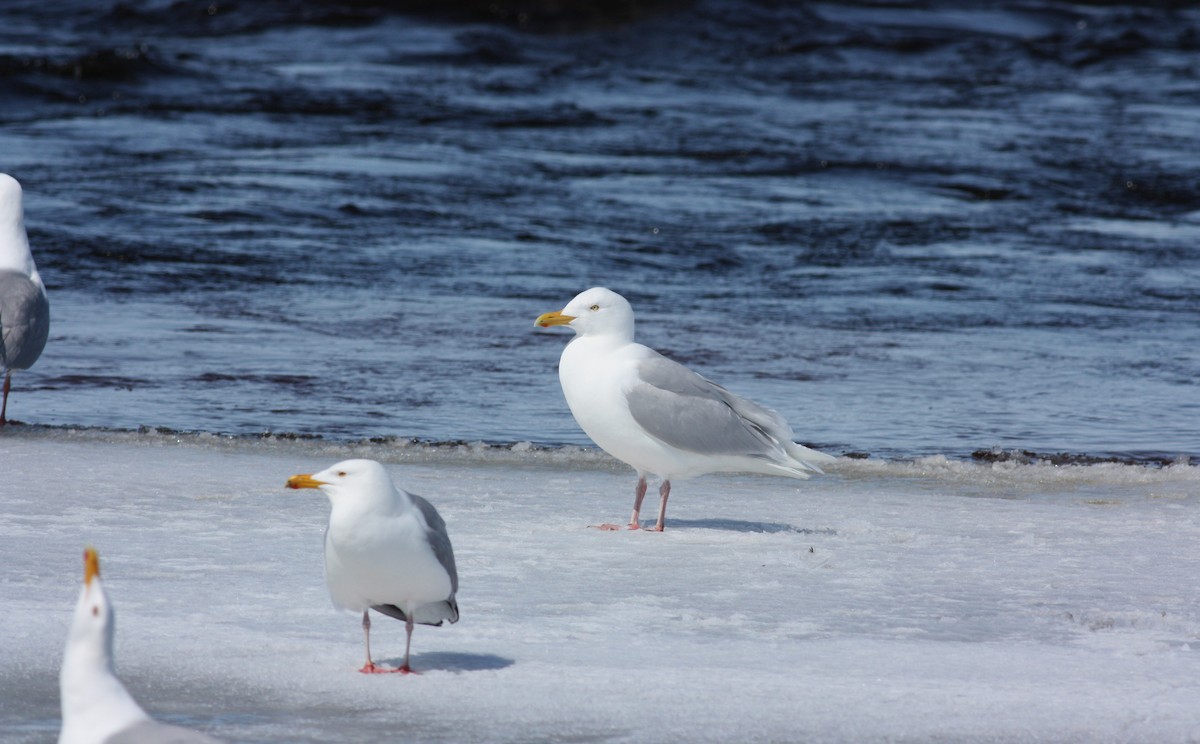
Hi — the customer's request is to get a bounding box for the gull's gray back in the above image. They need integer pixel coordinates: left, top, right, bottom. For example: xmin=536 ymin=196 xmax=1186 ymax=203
xmin=0 ymin=270 xmax=49 ymax=371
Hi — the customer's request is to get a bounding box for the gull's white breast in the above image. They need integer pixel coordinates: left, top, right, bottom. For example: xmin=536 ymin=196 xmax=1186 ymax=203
xmin=559 ymin=336 xmax=711 ymax=479
xmin=324 ymin=504 xmax=451 ymax=614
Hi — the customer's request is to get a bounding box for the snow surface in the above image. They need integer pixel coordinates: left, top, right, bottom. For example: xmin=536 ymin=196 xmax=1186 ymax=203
xmin=2 ymin=429 xmax=1199 ymax=743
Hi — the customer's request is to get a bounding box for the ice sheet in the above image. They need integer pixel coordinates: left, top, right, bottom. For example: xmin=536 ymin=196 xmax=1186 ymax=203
xmin=2 ymin=430 xmax=1198 ymax=743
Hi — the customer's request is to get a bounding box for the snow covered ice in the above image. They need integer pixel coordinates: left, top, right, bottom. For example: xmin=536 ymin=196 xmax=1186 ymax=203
xmin=2 ymin=429 xmax=1199 ymax=743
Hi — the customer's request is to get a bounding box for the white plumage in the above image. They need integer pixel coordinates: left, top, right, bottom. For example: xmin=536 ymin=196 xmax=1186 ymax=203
xmin=59 ymin=548 xmax=223 ymax=744
xmin=286 ymin=459 xmax=459 ymax=674
xmin=536 ymin=287 xmax=833 ymax=531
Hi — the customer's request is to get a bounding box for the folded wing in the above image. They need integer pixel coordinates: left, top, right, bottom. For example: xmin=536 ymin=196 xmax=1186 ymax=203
xmin=627 ymin=353 xmax=813 ymax=471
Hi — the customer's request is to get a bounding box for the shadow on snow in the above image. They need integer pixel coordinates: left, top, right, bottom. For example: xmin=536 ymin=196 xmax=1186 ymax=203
xmin=388 ymin=651 xmax=515 ymax=673
xmin=662 ymin=518 xmax=836 ymax=535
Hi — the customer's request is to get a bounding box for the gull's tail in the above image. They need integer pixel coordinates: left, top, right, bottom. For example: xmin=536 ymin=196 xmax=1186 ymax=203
xmin=784 ymin=441 xmax=838 ymax=475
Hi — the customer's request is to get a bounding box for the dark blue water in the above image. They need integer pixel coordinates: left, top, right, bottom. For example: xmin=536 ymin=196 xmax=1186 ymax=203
xmin=1 ymin=0 xmax=1197 ymax=462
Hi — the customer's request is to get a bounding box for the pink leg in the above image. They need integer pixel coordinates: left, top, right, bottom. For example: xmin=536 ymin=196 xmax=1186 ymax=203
xmin=628 ymin=475 xmax=648 ymax=529
xmin=359 ymin=610 xmax=386 ymax=674
xmin=593 ymin=475 xmax=647 ymax=531
xmin=396 ymin=616 xmax=418 ymax=674
xmin=646 ymin=480 xmax=671 ymax=532
xmin=0 ymin=372 xmax=10 ymax=425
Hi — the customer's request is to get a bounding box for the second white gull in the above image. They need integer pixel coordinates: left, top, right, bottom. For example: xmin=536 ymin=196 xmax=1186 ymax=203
xmin=535 ymin=287 xmax=833 ymax=532
xmin=286 ymin=459 xmax=459 ymax=674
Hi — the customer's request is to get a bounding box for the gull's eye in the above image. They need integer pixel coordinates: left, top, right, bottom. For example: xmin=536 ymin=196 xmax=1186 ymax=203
xmin=337 ymin=471 xmax=347 ymax=477
xmin=590 ymin=304 xmax=600 ymax=311
xmin=91 ymin=606 xmax=99 ymax=617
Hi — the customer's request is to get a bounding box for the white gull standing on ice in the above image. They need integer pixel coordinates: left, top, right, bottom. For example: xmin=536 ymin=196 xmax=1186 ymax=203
xmin=59 ymin=547 xmax=224 ymax=744
xmin=0 ymin=173 xmax=50 ymax=425
xmin=535 ymin=287 xmax=834 ymax=532
xmin=286 ymin=459 xmax=459 ymax=674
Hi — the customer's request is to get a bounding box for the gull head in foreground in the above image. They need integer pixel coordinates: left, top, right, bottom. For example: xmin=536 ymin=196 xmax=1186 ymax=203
xmin=59 ymin=548 xmax=223 ymax=744
xmin=535 ymin=287 xmax=834 ymax=532
xmin=286 ymin=458 xmax=459 ymax=674
xmin=0 ymin=173 xmax=50 ymax=425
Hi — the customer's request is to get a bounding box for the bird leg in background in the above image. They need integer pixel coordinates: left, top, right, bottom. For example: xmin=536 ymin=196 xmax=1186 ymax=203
xmin=646 ymin=480 xmax=671 ymax=532
xmin=359 ymin=610 xmax=383 ymax=674
xmin=1 ymin=371 xmax=11 ymax=425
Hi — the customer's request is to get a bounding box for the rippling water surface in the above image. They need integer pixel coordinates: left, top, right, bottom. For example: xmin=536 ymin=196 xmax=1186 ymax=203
xmin=1 ymin=0 xmax=1197 ymax=462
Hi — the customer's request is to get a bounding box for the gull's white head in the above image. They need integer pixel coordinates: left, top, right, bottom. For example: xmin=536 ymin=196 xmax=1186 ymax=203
xmin=60 ymin=548 xmax=148 ymax=744
xmin=0 ymin=173 xmax=38 ymax=279
xmin=286 ymin=458 xmax=396 ymax=504
xmin=65 ymin=548 xmax=115 ymax=668
xmin=534 ymin=287 xmax=635 ymax=341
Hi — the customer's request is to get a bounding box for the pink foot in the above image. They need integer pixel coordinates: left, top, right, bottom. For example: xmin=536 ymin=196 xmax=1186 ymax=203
xmin=590 ymin=522 xmax=643 ymax=531
xmin=359 ymin=662 xmax=420 ymax=675
xmin=644 ymin=524 xmax=664 ymax=532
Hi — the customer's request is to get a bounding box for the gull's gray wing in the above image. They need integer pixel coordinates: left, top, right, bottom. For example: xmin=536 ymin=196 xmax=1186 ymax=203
xmin=411 ymin=493 xmax=458 ymax=595
xmin=371 ymin=603 xmax=411 ymax=623
xmin=626 ymin=353 xmax=795 ymax=458
xmin=104 ymin=719 xmax=224 ymax=744
xmin=373 ymin=492 xmax=460 ymax=627
xmin=0 ymin=270 xmax=50 ymax=371
xmin=373 ymin=596 xmax=459 ymax=627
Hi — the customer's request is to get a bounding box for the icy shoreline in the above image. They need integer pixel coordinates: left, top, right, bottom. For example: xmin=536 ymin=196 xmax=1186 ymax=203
xmin=3 ymin=421 xmax=1193 ymax=471
xmin=2 ymin=429 xmax=1198 ymax=743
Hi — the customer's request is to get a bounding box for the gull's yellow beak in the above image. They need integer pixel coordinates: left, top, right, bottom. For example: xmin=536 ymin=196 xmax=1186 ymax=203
xmin=84 ymin=547 xmax=100 ymax=587
xmin=535 ymin=310 xmax=576 ymax=328
xmin=286 ymin=474 xmax=326 ymax=490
